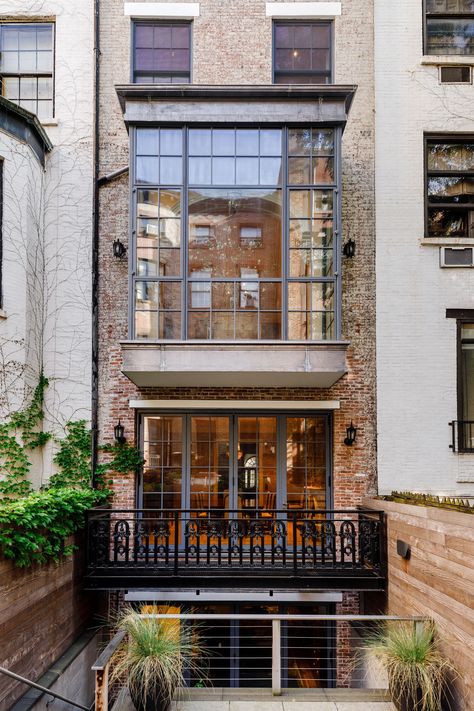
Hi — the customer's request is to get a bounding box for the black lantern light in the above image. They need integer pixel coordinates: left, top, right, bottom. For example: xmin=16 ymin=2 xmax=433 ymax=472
xmin=344 ymin=421 xmax=357 ymax=446
xmin=113 ymin=239 xmax=127 ymax=258
xmin=343 ymin=239 xmax=356 ymax=258
xmin=114 ymin=419 xmax=126 ymax=444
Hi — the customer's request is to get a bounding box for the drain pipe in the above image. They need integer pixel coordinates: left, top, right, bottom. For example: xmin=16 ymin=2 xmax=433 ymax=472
xmin=91 ymin=0 xmax=100 ymax=486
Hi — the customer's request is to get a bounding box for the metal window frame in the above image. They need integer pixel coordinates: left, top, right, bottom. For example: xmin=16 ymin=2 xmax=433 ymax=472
xmin=130 ymin=124 xmax=341 ymax=342
xmin=272 ymin=19 xmax=334 ymax=85
xmin=131 ymin=19 xmax=192 ymax=84
xmin=423 ymin=0 xmax=474 ymax=56
xmin=0 ymin=21 xmax=55 ymax=118
xmin=137 ymin=410 xmax=334 ymax=513
xmin=424 ymin=133 xmax=474 ymax=238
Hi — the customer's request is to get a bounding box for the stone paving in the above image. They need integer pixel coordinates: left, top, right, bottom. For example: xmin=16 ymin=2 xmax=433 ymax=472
xmin=114 ymin=688 xmax=396 ymax=711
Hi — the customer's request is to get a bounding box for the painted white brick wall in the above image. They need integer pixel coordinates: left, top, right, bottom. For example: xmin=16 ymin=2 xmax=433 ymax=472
xmin=0 ymin=1 xmax=93 ymax=485
xmin=375 ymin=0 xmax=474 ymax=494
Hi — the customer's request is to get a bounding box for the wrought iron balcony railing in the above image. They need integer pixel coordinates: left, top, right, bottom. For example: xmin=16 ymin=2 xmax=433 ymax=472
xmin=449 ymin=420 xmax=474 ymax=453
xmin=85 ymin=508 xmax=386 ymax=590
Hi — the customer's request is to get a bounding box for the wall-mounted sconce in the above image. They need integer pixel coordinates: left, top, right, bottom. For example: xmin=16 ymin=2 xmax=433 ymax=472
xmin=343 ymin=239 xmax=356 ymax=258
xmin=396 ymin=539 xmax=411 ymax=560
xmin=344 ymin=421 xmax=357 ymax=446
xmin=113 ymin=239 xmax=127 ymax=258
xmin=114 ymin=419 xmax=126 ymax=444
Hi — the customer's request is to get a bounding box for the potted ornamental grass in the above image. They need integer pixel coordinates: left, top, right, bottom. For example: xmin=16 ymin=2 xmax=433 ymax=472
xmin=364 ymin=621 xmax=456 ymax=711
xmin=110 ymin=606 xmax=205 ymax=711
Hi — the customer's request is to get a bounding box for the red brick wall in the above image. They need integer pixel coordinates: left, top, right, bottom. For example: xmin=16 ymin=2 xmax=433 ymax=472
xmin=0 ymin=535 xmax=96 ymax=711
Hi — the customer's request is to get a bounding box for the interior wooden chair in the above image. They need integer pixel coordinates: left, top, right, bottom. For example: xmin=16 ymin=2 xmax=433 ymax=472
xmin=261 ymin=491 xmax=277 ymax=517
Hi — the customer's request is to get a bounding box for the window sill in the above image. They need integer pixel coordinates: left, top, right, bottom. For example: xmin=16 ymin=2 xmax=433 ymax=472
xmin=40 ymin=117 xmax=58 ymax=126
xmin=0 ymin=309 xmax=6 ymax=319
xmin=421 ymin=237 xmax=474 ymax=246
xmin=421 ymin=55 xmax=474 ymax=66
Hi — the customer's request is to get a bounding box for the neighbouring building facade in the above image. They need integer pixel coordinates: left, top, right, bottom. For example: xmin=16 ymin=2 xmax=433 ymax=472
xmin=90 ymin=0 xmax=384 ymax=689
xmin=0 ymin=1 xmax=94 ymax=485
xmin=375 ymin=0 xmax=474 ymax=495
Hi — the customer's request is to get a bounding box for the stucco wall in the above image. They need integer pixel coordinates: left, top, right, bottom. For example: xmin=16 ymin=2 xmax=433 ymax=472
xmin=375 ymin=0 xmax=474 ymax=494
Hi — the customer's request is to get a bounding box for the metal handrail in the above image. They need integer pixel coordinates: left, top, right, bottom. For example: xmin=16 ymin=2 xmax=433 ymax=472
xmin=0 ymin=665 xmax=90 ymax=711
xmin=92 ymin=613 xmax=427 ymax=700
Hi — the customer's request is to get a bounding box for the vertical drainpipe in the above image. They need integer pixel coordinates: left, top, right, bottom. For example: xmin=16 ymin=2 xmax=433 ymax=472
xmin=91 ymin=0 xmax=100 ymax=486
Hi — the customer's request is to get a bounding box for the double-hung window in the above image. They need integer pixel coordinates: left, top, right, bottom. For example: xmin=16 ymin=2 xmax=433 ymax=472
xmin=426 ymin=136 xmax=474 ymax=238
xmin=0 ymin=23 xmax=54 ymax=118
xmin=273 ymin=21 xmax=332 ymax=84
xmin=425 ymin=0 xmax=474 ymax=55
xmin=133 ymin=126 xmax=338 ymax=341
xmin=132 ymin=22 xmax=191 ymax=83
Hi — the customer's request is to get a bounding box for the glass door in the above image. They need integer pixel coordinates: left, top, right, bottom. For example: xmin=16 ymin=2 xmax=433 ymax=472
xmin=236 ymin=416 xmax=278 ymax=515
xmin=141 ymin=413 xmax=330 ymax=525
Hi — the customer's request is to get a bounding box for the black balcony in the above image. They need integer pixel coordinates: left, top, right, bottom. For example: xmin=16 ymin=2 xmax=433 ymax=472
xmin=85 ymin=508 xmax=386 ymax=591
xmin=449 ymin=420 xmax=474 ymax=453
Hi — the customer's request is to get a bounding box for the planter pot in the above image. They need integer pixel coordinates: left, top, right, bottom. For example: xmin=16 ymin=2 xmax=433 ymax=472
xmin=390 ymin=682 xmax=426 ymax=711
xmin=129 ymin=681 xmax=172 ymax=711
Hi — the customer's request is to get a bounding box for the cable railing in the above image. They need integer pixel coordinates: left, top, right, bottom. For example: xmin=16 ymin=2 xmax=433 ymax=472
xmin=93 ymin=613 xmax=426 ymax=708
xmin=86 ymin=508 xmax=386 ymax=588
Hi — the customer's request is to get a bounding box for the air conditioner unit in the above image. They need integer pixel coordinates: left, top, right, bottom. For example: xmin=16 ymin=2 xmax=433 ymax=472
xmin=439 ymin=65 xmax=472 ymax=84
xmin=440 ymin=246 xmax=474 ymax=268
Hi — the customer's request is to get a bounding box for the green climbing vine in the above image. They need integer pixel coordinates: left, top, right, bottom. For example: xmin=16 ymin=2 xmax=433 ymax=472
xmin=0 ymin=374 xmax=51 ymax=496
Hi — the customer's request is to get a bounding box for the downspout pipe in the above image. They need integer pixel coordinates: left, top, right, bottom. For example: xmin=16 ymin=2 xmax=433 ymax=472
xmin=91 ymin=0 xmax=100 ymax=486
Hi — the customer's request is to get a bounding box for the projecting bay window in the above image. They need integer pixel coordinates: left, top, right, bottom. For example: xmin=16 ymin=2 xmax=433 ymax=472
xmin=425 ymin=0 xmax=474 ymax=55
xmin=426 ymin=136 xmax=474 ymax=238
xmin=133 ymin=126 xmax=339 ymax=341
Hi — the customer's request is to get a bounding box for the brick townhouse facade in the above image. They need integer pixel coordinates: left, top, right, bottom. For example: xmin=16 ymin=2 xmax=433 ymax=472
xmin=91 ymin=0 xmax=382 ymax=688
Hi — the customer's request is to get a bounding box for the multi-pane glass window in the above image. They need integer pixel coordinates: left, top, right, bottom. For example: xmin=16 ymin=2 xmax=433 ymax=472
xmin=0 ymin=23 xmax=54 ymax=118
xmin=141 ymin=413 xmax=329 ymax=512
xmin=133 ymin=125 xmax=338 ymax=341
xmin=273 ymin=22 xmax=332 ymax=84
xmin=425 ymin=0 xmax=474 ymax=55
xmin=426 ymin=137 xmax=474 ymax=237
xmin=133 ymin=22 xmax=191 ymax=83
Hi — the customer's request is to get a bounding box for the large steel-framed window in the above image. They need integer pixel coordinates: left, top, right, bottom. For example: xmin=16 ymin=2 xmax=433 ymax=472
xmin=132 ymin=125 xmax=340 ymax=341
xmin=272 ymin=21 xmax=333 ymax=84
xmin=139 ymin=412 xmax=332 ymax=512
xmin=424 ymin=0 xmax=474 ymax=55
xmin=425 ymin=135 xmax=474 ymax=238
xmin=0 ymin=23 xmax=54 ymax=118
xmin=132 ymin=21 xmax=191 ymax=84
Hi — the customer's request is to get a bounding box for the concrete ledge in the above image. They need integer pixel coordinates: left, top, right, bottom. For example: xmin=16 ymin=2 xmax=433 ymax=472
xmin=124 ymin=2 xmax=200 ymax=18
xmin=121 ymin=341 xmax=349 ymax=388
xmin=266 ymin=2 xmax=342 ymax=18
xmin=10 ymin=629 xmax=98 ymax=711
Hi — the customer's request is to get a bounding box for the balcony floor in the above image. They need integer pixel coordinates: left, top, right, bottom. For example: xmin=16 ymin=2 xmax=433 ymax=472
xmin=113 ymin=688 xmax=394 ymax=711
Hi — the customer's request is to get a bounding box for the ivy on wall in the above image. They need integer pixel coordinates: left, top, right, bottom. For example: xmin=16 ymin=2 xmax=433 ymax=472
xmin=0 ymin=375 xmax=51 ymax=496
xmin=0 ymin=376 xmax=144 ymax=567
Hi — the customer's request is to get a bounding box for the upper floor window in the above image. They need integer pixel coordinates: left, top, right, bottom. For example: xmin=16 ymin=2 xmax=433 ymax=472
xmin=133 ymin=126 xmax=339 ymax=341
xmin=425 ymin=0 xmax=474 ymax=55
xmin=273 ymin=22 xmax=332 ymax=84
xmin=133 ymin=22 xmax=191 ymax=84
xmin=426 ymin=137 xmax=474 ymax=237
xmin=0 ymin=23 xmax=54 ymax=118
